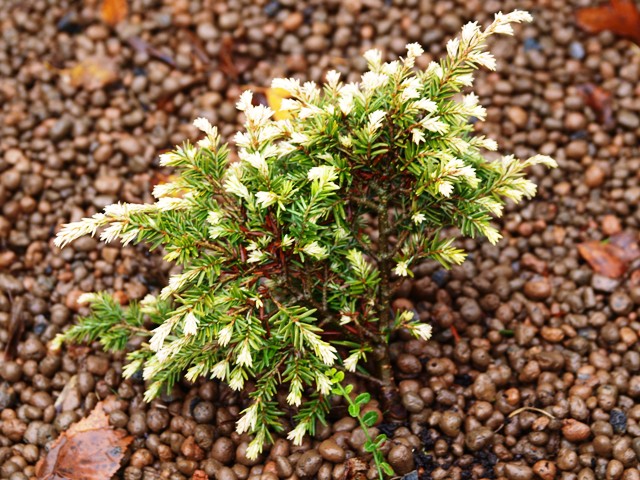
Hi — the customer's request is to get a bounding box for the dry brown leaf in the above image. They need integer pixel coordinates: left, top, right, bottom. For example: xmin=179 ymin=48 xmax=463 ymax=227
xmin=609 ymin=231 xmax=640 ymax=262
xmin=54 ymin=375 xmax=79 ymax=412
xmin=577 ymin=84 xmax=613 ymax=128
xmin=4 ymin=296 xmax=25 ymax=361
xmin=127 ymin=36 xmax=177 ymax=67
xmin=185 ymin=32 xmax=211 ymax=66
xmin=219 ymin=35 xmax=239 ymax=79
xmin=248 ymin=87 xmax=293 ymax=120
xmin=36 ymin=402 xmax=133 ymax=480
xmin=577 ymin=232 xmax=639 ymax=279
xmin=344 ymin=457 xmax=368 ymax=480
xmin=59 ymin=57 xmax=119 ymax=91
xmin=218 ymin=36 xmax=254 ymax=80
xmin=578 ymin=241 xmax=627 ymax=278
xmin=100 ymin=0 xmax=128 ymax=26
xmin=576 ymin=0 xmax=640 ymax=45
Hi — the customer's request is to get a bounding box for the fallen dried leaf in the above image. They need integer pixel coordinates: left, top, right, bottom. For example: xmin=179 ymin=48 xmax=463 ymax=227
xmin=578 ymin=241 xmax=627 ymax=278
xmin=249 ymin=86 xmax=293 ymax=120
xmin=577 ymin=231 xmax=639 ymax=279
xmin=100 ymin=0 xmax=128 ymax=26
xmin=219 ymin=35 xmax=239 ymax=79
xmin=609 ymin=231 xmax=640 ymax=262
xmin=54 ymin=375 xmax=80 ymax=412
xmin=345 ymin=457 xmax=368 ymax=480
xmin=183 ymin=30 xmax=211 ymax=66
xmin=4 ymin=296 xmax=25 ymax=361
xmin=577 ymin=84 xmax=613 ymax=128
xmin=576 ymin=0 xmax=640 ymax=45
xmin=36 ymin=402 xmax=132 ymax=480
xmin=127 ymin=36 xmax=177 ymax=67
xmin=266 ymin=87 xmax=293 ymax=120
xmin=64 ymin=343 xmax=92 ymax=360
xmin=59 ymin=56 xmax=119 ymax=91
xmin=218 ymin=36 xmax=254 ymax=80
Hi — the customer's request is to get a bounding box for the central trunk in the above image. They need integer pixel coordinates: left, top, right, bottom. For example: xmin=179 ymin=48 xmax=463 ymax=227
xmin=372 ymin=343 xmax=406 ymax=419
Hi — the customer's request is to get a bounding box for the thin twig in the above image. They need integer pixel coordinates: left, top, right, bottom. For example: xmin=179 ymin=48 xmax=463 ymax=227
xmin=508 ymin=406 xmax=557 ymax=420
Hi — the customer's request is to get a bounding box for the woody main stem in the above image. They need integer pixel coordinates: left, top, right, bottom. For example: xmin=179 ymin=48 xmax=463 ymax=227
xmin=373 ymin=190 xmax=403 ymax=418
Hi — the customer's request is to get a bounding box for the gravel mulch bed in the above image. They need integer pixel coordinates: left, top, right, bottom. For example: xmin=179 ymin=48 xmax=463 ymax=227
xmin=1 ymin=0 xmax=639 ymax=479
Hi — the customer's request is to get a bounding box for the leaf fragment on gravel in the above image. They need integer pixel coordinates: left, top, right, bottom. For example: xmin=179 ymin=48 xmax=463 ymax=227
xmin=100 ymin=0 xmax=128 ymax=26
xmin=35 ymin=401 xmax=132 ymax=480
xmin=576 ymin=84 xmax=613 ymax=128
xmin=577 ymin=232 xmax=640 ymax=279
xmin=265 ymin=87 xmax=293 ymax=120
xmin=59 ymin=57 xmax=119 ymax=91
xmin=576 ymin=0 xmax=640 ymax=45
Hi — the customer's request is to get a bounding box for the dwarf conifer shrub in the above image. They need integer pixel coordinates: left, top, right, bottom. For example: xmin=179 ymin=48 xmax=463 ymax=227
xmin=55 ymin=10 xmax=555 ymax=459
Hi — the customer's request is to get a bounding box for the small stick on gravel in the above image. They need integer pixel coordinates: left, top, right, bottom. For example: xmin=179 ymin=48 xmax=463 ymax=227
xmin=4 ymin=295 xmax=25 ymax=361
xmin=507 ymin=406 xmax=557 ymax=420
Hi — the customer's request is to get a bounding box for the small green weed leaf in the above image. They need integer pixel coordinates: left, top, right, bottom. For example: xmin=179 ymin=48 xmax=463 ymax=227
xmin=375 ymin=434 xmax=388 ymax=447
xmin=381 ymin=462 xmax=395 ymax=476
xmin=362 ymin=410 xmax=379 ymax=427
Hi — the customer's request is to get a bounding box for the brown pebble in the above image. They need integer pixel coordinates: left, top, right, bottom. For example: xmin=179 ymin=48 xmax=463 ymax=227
xmin=439 ymin=411 xmax=462 ymax=437
xmin=274 ymin=456 xmax=292 ymax=477
xmin=282 ymin=12 xmax=304 ymax=31
xmin=601 ymin=215 xmax=622 ymax=236
xmin=192 ymin=401 xmax=215 ymax=424
xmin=236 ymin=441 xmax=261 ymax=466
xmin=472 ymin=374 xmax=497 ymax=401
xmin=147 ymin=408 xmax=170 ymax=432
xmin=504 ymin=463 xmax=534 ymax=480
xmin=318 ymin=438 xmax=345 ymax=463
xmin=465 ymin=426 xmax=494 ymax=451
xmin=217 ymin=466 xmax=238 ymax=480
xmin=333 ymin=417 xmax=357 ymax=432
xmin=401 ymin=391 xmax=425 ymax=413
xmin=295 ymin=450 xmax=322 ymax=478
xmin=540 ymin=327 xmax=564 ymax=343
xmin=606 ymin=459 xmax=624 ymax=480
xmin=524 ymin=278 xmax=552 ymax=301
xmin=533 ymin=460 xmax=556 ymax=480
xmin=396 ymin=353 xmax=422 ymax=374
xmin=585 ymin=164 xmax=606 ymax=188
xmin=86 ymin=355 xmax=110 ymax=376
xmin=387 ymin=444 xmax=414 ymax=475
xmin=562 ymin=419 xmax=591 ymax=442
xmin=565 ymin=140 xmax=588 ymax=159
xmin=128 ymin=412 xmax=148 ymax=436
xmin=212 ymin=437 xmax=235 ymax=464
xmin=118 ymin=136 xmax=141 ymax=156
xmin=2 ymin=418 xmax=27 ymax=442
xmin=1 ymin=362 xmax=23 ymax=383
xmin=129 ymin=449 xmax=154 ymax=468
xmin=507 ymin=106 xmax=528 ymax=128
xmin=565 ymin=111 xmax=586 ymax=131
xmin=181 ymin=435 xmax=205 ymax=460
xmin=556 ymin=447 xmax=578 ymax=471
xmin=65 ymin=289 xmax=85 ymax=311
